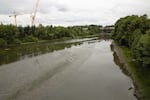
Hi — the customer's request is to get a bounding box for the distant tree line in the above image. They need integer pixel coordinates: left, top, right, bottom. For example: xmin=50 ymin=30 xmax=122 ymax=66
xmin=112 ymin=15 xmax=150 ymax=67
xmin=0 ymin=24 xmax=101 ymax=47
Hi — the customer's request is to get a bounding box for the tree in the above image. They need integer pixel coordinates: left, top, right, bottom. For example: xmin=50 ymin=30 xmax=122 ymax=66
xmin=112 ymin=14 xmax=150 ymax=67
xmin=133 ymin=30 xmax=150 ymax=67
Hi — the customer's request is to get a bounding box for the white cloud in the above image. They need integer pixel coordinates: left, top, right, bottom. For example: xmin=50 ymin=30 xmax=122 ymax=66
xmin=0 ymin=0 xmax=150 ymax=26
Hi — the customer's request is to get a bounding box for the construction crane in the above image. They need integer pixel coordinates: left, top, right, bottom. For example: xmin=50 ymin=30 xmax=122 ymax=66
xmin=31 ymin=0 xmax=40 ymax=26
xmin=9 ymin=12 xmax=24 ymax=26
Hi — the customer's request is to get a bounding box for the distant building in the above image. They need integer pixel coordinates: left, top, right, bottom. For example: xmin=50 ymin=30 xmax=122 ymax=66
xmin=82 ymin=28 xmax=88 ymax=31
xmin=100 ymin=26 xmax=114 ymax=33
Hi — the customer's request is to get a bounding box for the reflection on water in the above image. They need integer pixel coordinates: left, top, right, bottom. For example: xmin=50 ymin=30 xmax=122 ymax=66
xmin=111 ymin=43 xmax=136 ymax=97
xmin=0 ymin=39 xmax=137 ymax=100
xmin=0 ymin=41 xmax=81 ymax=66
xmin=111 ymin=44 xmax=131 ymax=77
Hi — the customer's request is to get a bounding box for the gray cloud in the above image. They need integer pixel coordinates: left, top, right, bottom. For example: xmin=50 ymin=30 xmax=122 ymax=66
xmin=0 ymin=0 xmax=33 ymax=14
xmin=0 ymin=0 xmax=150 ymax=26
xmin=38 ymin=5 xmax=69 ymax=14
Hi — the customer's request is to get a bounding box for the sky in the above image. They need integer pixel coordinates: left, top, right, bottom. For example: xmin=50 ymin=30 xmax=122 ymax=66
xmin=0 ymin=0 xmax=150 ymax=26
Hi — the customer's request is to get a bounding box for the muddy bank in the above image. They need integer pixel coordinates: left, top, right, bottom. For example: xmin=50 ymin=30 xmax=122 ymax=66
xmin=111 ymin=41 xmax=144 ymax=100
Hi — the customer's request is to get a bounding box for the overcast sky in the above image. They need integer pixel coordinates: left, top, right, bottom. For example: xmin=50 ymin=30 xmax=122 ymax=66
xmin=0 ymin=0 xmax=150 ymax=26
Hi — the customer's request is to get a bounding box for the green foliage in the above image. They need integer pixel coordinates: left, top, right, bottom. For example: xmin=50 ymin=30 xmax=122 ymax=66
xmin=23 ymin=35 xmax=38 ymax=42
xmin=0 ymin=24 xmax=19 ymax=44
xmin=0 ymin=24 xmax=100 ymax=47
xmin=112 ymin=15 xmax=150 ymax=47
xmin=12 ymin=38 xmax=22 ymax=45
xmin=112 ymin=15 xmax=150 ymax=67
xmin=134 ymin=32 xmax=150 ymax=67
xmin=0 ymin=38 xmax=7 ymax=47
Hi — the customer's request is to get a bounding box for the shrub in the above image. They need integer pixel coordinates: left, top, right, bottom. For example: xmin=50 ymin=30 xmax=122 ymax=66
xmin=24 ymin=35 xmax=38 ymax=42
xmin=0 ymin=38 xmax=7 ymax=47
xmin=13 ymin=39 xmax=22 ymax=45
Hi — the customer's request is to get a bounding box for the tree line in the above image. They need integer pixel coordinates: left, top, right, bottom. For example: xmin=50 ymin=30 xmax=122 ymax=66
xmin=112 ymin=15 xmax=150 ymax=67
xmin=0 ymin=24 xmax=101 ymax=47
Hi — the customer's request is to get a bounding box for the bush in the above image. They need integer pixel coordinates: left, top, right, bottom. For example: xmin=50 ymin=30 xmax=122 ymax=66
xmin=134 ymin=32 xmax=150 ymax=67
xmin=0 ymin=38 xmax=7 ymax=47
xmin=112 ymin=15 xmax=150 ymax=67
xmin=13 ymin=39 xmax=22 ymax=45
xmin=23 ymin=35 xmax=38 ymax=42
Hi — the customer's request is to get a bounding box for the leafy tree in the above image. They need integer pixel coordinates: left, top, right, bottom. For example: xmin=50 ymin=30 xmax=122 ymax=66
xmin=0 ymin=38 xmax=7 ymax=47
xmin=133 ymin=30 xmax=150 ymax=67
xmin=0 ymin=24 xmax=101 ymax=46
xmin=112 ymin=14 xmax=150 ymax=67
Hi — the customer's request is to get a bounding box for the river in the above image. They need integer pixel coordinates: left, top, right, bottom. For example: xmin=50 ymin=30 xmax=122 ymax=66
xmin=0 ymin=38 xmax=137 ymax=100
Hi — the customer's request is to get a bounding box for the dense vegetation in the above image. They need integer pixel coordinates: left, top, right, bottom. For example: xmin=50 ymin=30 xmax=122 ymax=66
xmin=112 ymin=15 xmax=150 ymax=100
xmin=112 ymin=15 xmax=150 ymax=67
xmin=0 ymin=24 xmax=101 ymax=47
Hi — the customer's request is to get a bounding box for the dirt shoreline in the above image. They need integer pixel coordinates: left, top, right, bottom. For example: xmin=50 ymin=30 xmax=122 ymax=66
xmin=111 ymin=41 xmax=144 ymax=100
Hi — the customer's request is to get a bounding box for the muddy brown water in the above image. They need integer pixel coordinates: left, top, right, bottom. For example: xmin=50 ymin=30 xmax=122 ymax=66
xmin=0 ymin=38 xmax=137 ymax=100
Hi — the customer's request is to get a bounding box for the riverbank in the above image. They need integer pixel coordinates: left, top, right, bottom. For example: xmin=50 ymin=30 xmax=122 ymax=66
xmin=111 ymin=41 xmax=150 ymax=100
xmin=22 ymin=34 xmax=100 ymax=45
xmin=0 ymin=34 xmax=100 ymax=49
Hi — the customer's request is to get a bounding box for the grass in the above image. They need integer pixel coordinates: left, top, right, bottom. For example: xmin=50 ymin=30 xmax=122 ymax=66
xmin=121 ymin=47 xmax=150 ymax=100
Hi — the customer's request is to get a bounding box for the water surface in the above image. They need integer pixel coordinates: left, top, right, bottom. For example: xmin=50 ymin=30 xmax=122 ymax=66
xmin=0 ymin=38 xmax=137 ymax=100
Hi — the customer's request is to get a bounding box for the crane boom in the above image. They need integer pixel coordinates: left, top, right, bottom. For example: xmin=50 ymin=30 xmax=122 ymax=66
xmin=32 ymin=0 xmax=40 ymax=26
